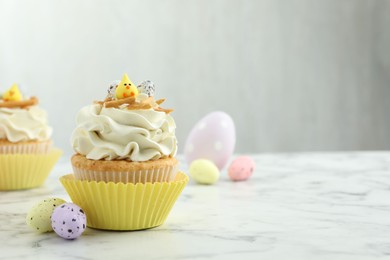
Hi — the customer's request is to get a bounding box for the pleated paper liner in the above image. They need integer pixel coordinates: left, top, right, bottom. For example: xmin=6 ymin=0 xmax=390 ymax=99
xmin=0 ymin=140 xmax=52 ymax=154
xmin=60 ymin=172 xmax=189 ymax=231
xmin=0 ymin=148 xmax=62 ymax=190
xmin=73 ymin=165 xmax=178 ymax=184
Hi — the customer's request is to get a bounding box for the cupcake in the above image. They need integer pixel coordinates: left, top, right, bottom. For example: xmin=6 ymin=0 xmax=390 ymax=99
xmin=0 ymin=84 xmax=62 ymax=190
xmin=70 ymin=74 xmax=178 ymax=184
xmin=61 ymin=74 xmax=188 ymax=230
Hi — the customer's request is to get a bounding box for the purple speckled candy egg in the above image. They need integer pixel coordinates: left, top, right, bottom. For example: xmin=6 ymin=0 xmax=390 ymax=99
xmin=184 ymin=111 xmax=236 ymax=170
xmin=51 ymin=203 xmax=86 ymax=240
xmin=228 ymin=156 xmax=255 ymax=181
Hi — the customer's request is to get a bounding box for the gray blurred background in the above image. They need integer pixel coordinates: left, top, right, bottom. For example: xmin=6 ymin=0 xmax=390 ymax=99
xmin=0 ymin=0 xmax=389 ymax=156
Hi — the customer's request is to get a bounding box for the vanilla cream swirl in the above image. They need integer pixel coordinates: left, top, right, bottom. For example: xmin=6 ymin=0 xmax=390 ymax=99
xmin=0 ymin=106 xmax=52 ymax=142
xmin=71 ymin=103 xmax=177 ymax=162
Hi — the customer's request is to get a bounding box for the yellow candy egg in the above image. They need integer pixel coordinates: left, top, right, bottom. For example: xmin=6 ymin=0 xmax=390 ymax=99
xmin=189 ymin=159 xmax=220 ymax=185
xmin=26 ymin=198 xmax=67 ymax=233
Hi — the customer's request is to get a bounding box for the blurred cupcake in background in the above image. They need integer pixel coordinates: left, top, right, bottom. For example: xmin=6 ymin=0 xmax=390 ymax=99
xmin=0 ymin=83 xmax=62 ymax=190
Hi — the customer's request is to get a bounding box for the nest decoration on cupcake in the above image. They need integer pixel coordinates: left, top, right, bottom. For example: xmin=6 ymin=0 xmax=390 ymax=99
xmin=99 ymin=74 xmax=173 ymax=114
xmin=100 ymin=96 xmax=173 ymax=114
xmin=63 ymin=73 xmax=187 ymax=230
xmin=0 ymin=83 xmax=38 ymax=108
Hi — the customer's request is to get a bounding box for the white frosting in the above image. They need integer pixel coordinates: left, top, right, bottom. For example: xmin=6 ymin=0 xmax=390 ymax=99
xmin=0 ymin=106 xmax=52 ymax=142
xmin=71 ymin=100 xmax=177 ymax=162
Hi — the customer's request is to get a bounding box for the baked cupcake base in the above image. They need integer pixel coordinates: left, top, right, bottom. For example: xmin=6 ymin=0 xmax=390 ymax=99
xmin=0 ymin=148 xmax=62 ymax=190
xmin=71 ymin=154 xmax=179 ymax=184
xmin=60 ymin=172 xmax=188 ymax=230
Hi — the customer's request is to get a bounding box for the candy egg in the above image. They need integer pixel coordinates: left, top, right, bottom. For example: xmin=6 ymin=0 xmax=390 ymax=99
xmin=228 ymin=156 xmax=256 ymax=181
xmin=51 ymin=203 xmax=87 ymax=240
xmin=184 ymin=111 xmax=236 ymax=170
xmin=189 ymin=159 xmax=220 ymax=185
xmin=26 ymin=198 xmax=67 ymax=233
xmin=106 ymin=80 xmax=120 ymax=100
xmin=108 ymin=80 xmax=120 ymax=93
xmin=137 ymin=80 xmax=155 ymax=97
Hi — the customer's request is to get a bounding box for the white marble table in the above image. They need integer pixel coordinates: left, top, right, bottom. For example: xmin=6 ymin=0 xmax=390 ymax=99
xmin=1 ymin=152 xmax=390 ymax=260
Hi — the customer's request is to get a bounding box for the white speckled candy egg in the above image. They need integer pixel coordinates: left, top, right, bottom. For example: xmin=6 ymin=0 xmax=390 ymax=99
xmin=51 ymin=203 xmax=87 ymax=240
xmin=26 ymin=198 xmax=67 ymax=233
xmin=228 ymin=156 xmax=256 ymax=181
xmin=184 ymin=111 xmax=236 ymax=170
xmin=189 ymin=159 xmax=220 ymax=185
xmin=137 ymin=80 xmax=155 ymax=97
xmin=108 ymin=80 xmax=120 ymax=94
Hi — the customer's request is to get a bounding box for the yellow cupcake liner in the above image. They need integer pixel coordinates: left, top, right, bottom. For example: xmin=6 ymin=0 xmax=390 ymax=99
xmin=60 ymin=172 xmax=189 ymax=231
xmin=0 ymin=149 xmax=62 ymax=190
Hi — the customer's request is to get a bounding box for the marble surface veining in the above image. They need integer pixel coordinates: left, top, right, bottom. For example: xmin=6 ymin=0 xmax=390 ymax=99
xmin=1 ymin=152 xmax=390 ymax=260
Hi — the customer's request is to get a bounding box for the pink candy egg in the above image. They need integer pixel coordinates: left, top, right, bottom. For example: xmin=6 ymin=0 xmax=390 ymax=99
xmin=228 ymin=156 xmax=255 ymax=181
xmin=51 ymin=203 xmax=86 ymax=240
xmin=184 ymin=111 xmax=236 ymax=170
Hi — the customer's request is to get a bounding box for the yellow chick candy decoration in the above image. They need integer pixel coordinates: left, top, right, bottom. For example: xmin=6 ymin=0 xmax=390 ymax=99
xmin=115 ymin=74 xmax=138 ymax=99
xmin=3 ymin=84 xmax=23 ymax=101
